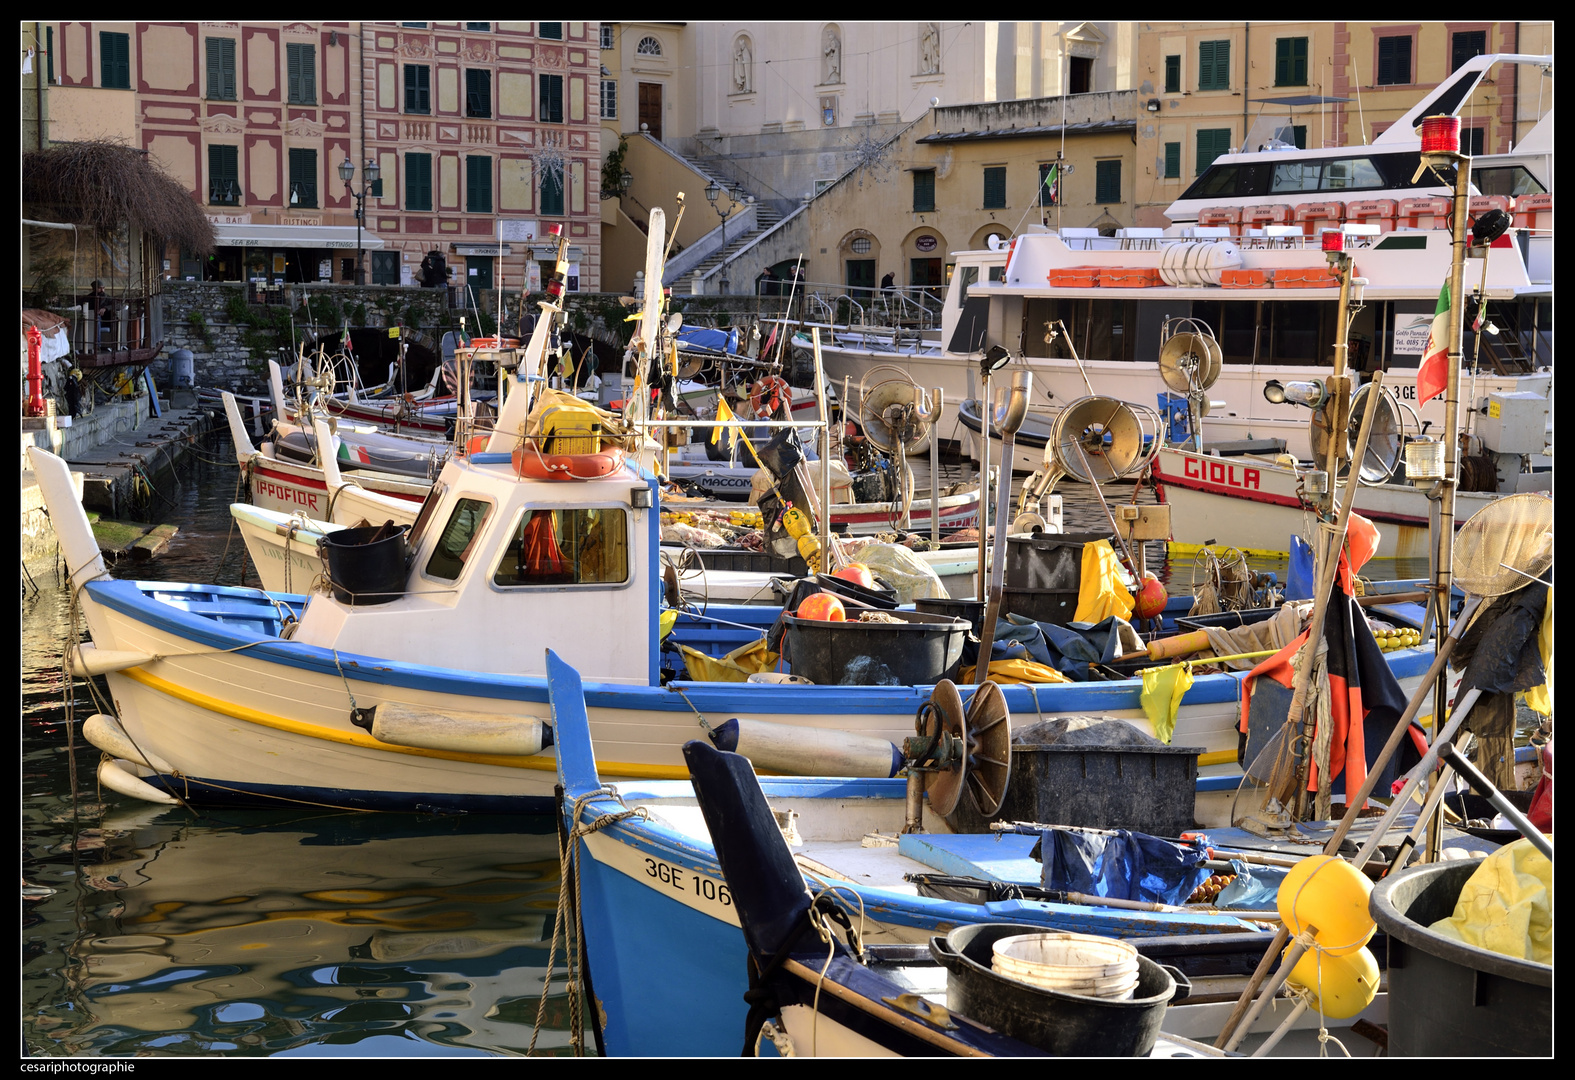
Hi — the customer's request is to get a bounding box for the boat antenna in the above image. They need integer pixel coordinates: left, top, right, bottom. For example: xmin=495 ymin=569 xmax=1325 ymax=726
xmin=773 ymin=254 xmax=806 ymax=369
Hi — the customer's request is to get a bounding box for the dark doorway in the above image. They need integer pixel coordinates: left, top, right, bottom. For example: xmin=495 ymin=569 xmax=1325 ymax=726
xmin=371 ymin=251 xmax=399 ymax=285
xmin=638 ymin=82 xmax=663 ymax=140
xmin=846 ymin=258 xmax=875 ymax=302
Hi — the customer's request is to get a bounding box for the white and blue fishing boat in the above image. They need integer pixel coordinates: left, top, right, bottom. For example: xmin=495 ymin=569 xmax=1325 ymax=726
xmin=38 ymin=202 xmax=1439 ymax=819
xmin=546 ymin=649 xmax=1267 ymax=1058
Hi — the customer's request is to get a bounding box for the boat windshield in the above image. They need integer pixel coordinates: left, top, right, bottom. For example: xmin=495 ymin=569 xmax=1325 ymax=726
xmin=492 ymin=507 xmax=630 ymax=587
xmin=1472 ymin=165 xmax=1546 ymax=199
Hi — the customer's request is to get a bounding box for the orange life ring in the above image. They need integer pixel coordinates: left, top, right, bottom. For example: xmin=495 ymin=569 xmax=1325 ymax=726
xmin=748 ymin=376 xmax=791 ymax=419
xmin=512 ymin=441 xmax=626 ymax=481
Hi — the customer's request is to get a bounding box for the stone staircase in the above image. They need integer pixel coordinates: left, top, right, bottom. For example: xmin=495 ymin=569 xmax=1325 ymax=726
xmin=652 ymin=147 xmax=789 ymax=291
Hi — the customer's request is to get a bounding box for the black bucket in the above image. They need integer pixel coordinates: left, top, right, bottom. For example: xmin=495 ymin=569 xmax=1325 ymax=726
xmin=1004 ymin=531 xmax=1111 ymax=591
xmin=320 ymin=524 xmax=409 ymax=606
xmin=930 ymin=923 xmax=1178 ymax=1056
xmin=1370 ymin=857 xmax=1551 ymax=1056
xmin=915 ymin=597 xmax=986 ymax=635
xmin=783 ymin=610 xmax=968 ymax=685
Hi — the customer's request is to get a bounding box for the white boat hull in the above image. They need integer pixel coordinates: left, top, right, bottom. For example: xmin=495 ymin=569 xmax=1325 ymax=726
xmin=1151 ymin=445 xmax=1499 ymax=557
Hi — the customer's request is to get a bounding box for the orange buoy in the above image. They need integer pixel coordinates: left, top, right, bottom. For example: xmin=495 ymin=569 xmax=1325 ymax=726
xmin=1134 ymin=573 xmax=1168 ymax=619
xmin=831 ymin=563 xmax=876 ymax=590
xmin=796 ymin=593 xmax=846 ymax=621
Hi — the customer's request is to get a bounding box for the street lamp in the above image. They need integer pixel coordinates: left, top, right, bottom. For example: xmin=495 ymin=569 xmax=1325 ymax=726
xmin=339 ymin=157 xmax=381 ymax=286
xmin=705 ymin=180 xmax=752 ymax=294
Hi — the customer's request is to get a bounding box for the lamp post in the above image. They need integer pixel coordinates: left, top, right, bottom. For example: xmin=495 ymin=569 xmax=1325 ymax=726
xmin=338 ymin=157 xmax=381 ymax=286
xmin=704 ymin=180 xmax=752 ymax=294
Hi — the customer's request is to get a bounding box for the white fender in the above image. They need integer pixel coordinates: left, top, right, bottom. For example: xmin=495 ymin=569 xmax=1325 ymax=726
xmin=222 ymin=391 xmax=257 ymax=460
xmin=268 ymin=359 xmax=288 ymax=423
xmin=97 ymin=758 xmax=179 ymax=806
xmin=369 ymin=703 xmax=553 ymax=757
xmin=710 ymin=717 xmax=904 ymax=778
xmin=84 ymin=713 xmax=176 ymax=775
xmin=313 ymin=415 xmax=344 ymax=492
xmin=68 ymin=643 xmax=158 ymax=677
xmin=25 ymin=446 xmax=105 ymax=593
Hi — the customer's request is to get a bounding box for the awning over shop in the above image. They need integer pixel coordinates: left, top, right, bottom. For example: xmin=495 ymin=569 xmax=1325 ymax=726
xmin=210 ymin=224 xmax=386 ymax=250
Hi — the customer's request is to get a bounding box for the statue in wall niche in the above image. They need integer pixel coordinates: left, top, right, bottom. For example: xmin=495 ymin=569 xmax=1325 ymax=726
xmin=733 ymin=36 xmax=752 ymax=93
xmin=919 ymin=22 xmax=940 ymax=75
xmin=822 ymin=27 xmax=841 ymax=85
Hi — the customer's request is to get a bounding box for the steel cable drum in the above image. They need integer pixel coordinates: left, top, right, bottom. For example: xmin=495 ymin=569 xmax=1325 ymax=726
xmin=1050 ymin=396 xmax=1158 ymax=484
xmin=1157 ymin=331 xmax=1222 ymax=393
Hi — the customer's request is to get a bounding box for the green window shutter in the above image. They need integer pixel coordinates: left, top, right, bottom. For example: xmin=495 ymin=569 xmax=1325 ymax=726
xmin=466 ymin=156 xmax=492 ymax=213
xmin=1274 ymin=38 xmax=1308 ymax=87
xmin=288 ymin=44 xmax=315 ymax=104
xmin=1196 ymin=128 xmax=1231 ymax=175
xmin=983 ymin=166 xmax=1006 ymax=209
xmin=466 ymin=70 xmax=491 ymax=118
xmin=406 ymin=153 xmax=432 ymax=211
xmin=1164 ymin=55 xmax=1180 ymax=94
xmin=209 ymin=145 xmax=239 ymax=204
xmin=1199 ymin=40 xmax=1230 ymax=91
xmin=101 ymin=32 xmax=130 ymax=89
xmin=1378 ymin=36 xmax=1411 ymax=85
xmin=913 ymin=170 xmax=935 ymax=212
xmin=540 ymin=165 xmax=564 ymax=216
xmin=1095 ymin=160 xmax=1120 ymax=204
xmin=207 ymin=38 xmax=235 ymax=100
xmin=406 ymin=65 xmax=430 ymax=113
xmin=540 ymin=74 xmax=564 ymax=122
xmin=539 ymin=22 xmax=563 ymax=40
xmin=288 ymin=149 xmax=317 ymax=207
xmin=1164 ymin=142 xmax=1181 ymax=180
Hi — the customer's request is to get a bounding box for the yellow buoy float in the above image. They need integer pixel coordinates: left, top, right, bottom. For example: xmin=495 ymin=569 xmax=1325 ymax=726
xmin=1281 ymin=943 xmax=1380 ymax=1020
xmin=1275 ymin=855 xmax=1376 ymax=957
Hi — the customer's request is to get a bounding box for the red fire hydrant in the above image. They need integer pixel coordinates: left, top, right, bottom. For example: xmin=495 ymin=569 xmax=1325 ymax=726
xmin=26 ymin=325 xmax=47 ymax=418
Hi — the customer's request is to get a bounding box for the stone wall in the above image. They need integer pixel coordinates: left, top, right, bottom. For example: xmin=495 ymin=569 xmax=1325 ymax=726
xmin=158 ymin=282 xmax=641 ymax=396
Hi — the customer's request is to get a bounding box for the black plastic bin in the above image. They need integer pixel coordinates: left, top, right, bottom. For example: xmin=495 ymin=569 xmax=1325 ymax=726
xmin=1002 ymin=587 xmax=1079 ymax=625
xmin=782 ymin=609 xmax=968 ymax=685
xmin=930 ymin=923 xmax=1180 ymax=1056
xmin=915 ymin=597 xmax=986 ymax=635
xmin=1370 ymin=857 xmax=1551 ymax=1056
xmin=321 ymin=524 xmax=409 ymax=606
xmin=979 ymin=743 xmax=1203 ymax=837
xmin=1004 ymin=531 xmax=1110 ymax=591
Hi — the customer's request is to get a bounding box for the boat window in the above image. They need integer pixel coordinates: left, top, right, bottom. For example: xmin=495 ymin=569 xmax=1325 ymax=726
xmin=1270 ymin=160 xmax=1321 ymax=193
xmin=1472 ymin=166 xmax=1545 ymax=199
xmin=1321 ymin=158 xmax=1384 ymax=191
xmin=1376 ymin=151 xmax=1456 ymax=191
xmin=493 ymin=507 xmax=630 ymax=587
xmin=406 ymin=481 xmax=447 ymax=552
xmin=955 ymin=265 xmax=979 ymax=303
xmin=425 ymin=497 xmax=492 ymax=581
xmin=1191 ymin=164 xmax=1242 ymax=198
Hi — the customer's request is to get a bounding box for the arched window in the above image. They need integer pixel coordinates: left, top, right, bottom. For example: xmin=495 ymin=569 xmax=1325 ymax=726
xmin=637 ymin=36 xmax=662 ymax=56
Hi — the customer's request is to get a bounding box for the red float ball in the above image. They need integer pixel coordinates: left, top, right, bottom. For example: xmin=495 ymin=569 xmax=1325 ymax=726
xmin=796 ymin=593 xmax=847 ymax=622
xmin=1135 ymin=573 xmax=1168 ymax=620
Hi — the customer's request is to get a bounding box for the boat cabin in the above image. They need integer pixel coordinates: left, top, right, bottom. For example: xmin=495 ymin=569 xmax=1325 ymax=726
xmin=286 ymin=448 xmax=662 ymax=686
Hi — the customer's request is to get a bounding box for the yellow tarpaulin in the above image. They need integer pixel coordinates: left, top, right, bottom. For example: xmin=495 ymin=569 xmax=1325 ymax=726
xmin=1428 ymin=839 xmax=1552 ymax=965
xmin=1139 ymin=661 xmax=1194 ymax=744
xmin=1073 ymin=539 xmax=1135 ymax=624
xmin=677 ymin=639 xmax=780 ymax=683
xmin=959 ymin=659 xmax=1075 ymax=685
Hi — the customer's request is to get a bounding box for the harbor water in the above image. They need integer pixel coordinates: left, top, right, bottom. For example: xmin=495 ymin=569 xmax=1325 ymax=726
xmin=21 ymin=429 xmax=1423 ymax=1058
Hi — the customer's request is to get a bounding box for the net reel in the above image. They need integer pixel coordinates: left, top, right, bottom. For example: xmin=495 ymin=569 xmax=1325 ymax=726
xmin=1190 ymin=545 xmax=1254 ymax=613
xmin=1308 ymin=380 xmax=1414 ymax=486
xmin=858 ymin=365 xmax=938 ymax=523
xmin=903 ymin=679 xmax=1012 ymax=833
xmin=1156 ymin=317 xmax=1223 ymax=448
xmin=1015 ymin=396 xmax=1162 ymax=529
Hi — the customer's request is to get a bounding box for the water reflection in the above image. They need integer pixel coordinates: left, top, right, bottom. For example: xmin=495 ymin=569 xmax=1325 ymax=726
xmin=30 ymin=808 xmax=574 ymax=1057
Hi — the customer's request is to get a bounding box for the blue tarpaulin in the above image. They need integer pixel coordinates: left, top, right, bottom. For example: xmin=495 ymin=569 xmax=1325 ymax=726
xmin=1041 ymin=828 xmax=1211 ymax=905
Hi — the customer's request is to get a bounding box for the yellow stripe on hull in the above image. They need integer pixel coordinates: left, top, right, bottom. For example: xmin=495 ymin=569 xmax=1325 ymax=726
xmin=119 ymin=666 xmax=693 ymax=780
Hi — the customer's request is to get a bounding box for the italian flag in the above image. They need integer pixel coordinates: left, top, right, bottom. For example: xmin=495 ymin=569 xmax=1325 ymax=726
xmin=1416 ymin=281 xmax=1451 ymax=405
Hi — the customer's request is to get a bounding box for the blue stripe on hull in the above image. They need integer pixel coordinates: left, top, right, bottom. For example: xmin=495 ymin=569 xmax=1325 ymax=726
xmin=142 ymin=774 xmax=556 ymax=816
xmin=575 ymin=845 xmax=749 ymax=1057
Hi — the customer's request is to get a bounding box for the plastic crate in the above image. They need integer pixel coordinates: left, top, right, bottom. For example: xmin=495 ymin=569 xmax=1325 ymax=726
xmin=1002 ymin=588 xmax=1080 ymax=625
xmin=992 ymin=743 xmax=1203 ymax=836
xmin=1004 ymin=531 xmax=1109 ymax=591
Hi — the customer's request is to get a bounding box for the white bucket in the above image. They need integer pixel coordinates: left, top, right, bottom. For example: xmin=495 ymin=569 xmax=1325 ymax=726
xmin=991 ymin=932 xmax=1141 ymax=1000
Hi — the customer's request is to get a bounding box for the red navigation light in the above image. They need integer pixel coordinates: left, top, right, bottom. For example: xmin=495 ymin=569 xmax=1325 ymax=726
xmin=547 ymin=223 xmax=563 ymax=237
xmin=1419 ymin=115 xmax=1461 ymax=155
xmin=1321 ymin=229 xmax=1345 ymax=252
xmin=546 ymin=277 xmax=565 ymax=298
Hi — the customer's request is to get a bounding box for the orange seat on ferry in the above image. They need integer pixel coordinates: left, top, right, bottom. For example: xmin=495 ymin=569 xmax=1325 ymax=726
xmin=1293 ymin=201 xmax=1344 ymax=236
xmin=1198 ymin=206 xmax=1242 ymax=237
xmin=1513 ymin=192 xmax=1552 ymax=235
xmin=1244 ymin=204 xmax=1292 ymax=231
xmin=1345 ymin=198 xmax=1398 ymax=233
xmin=1397 ymin=195 xmax=1452 ymax=230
